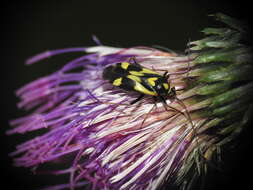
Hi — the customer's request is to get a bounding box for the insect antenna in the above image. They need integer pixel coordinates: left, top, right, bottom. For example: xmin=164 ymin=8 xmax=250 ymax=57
xmin=128 ymin=56 xmax=140 ymax=66
xmin=85 ymin=89 xmax=130 ymax=115
xmin=150 ymin=61 xmax=191 ymax=77
xmin=140 ymin=102 xmax=157 ymax=128
xmin=130 ymin=94 xmax=145 ymax=105
xmin=173 ymin=96 xmax=195 ymax=136
xmin=121 ymin=102 xmax=157 ymax=135
xmin=151 ymin=45 xmax=179 ymax=55
xmin=173 ymin=95 xmax=209 ymax=176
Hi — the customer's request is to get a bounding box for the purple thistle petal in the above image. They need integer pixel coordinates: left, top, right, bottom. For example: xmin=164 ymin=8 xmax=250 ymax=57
xmin=9 ymin=45 xmax=196 ymax=190
xmin=25 ymin=47 xmax=86 ymax=65
xmin=92 ymin=35 xmax=102 ymax=46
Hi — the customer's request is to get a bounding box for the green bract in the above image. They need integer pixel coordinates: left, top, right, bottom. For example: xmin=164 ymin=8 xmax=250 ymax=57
xmin=177 ymin=13 xmax=253 ymax=189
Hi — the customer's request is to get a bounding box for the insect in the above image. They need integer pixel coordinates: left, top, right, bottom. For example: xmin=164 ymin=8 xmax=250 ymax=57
xmin=102 ymin=57 xmax=195 ymax=132
xmin=103 ymin=58 xmax=204 ymax=167
xmin=102 ymin=58 xmax=176 ymax=105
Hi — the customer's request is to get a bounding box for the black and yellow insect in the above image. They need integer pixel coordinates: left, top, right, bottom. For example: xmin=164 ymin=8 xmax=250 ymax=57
xmin=103 ymin=58 xmax=202 ymax=160
xmin=102 ymin=58 xmax=176 ymax=105
xmin=103 ymin=57 xmax=196 ymax=139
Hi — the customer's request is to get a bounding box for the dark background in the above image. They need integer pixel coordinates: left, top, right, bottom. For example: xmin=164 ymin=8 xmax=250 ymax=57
xmin=1 ymin=0 xmax=253 ymax=190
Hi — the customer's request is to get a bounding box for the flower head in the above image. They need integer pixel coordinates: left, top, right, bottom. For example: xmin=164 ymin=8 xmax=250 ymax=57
xmin=9 ymin=13 xmax=253 ymax=190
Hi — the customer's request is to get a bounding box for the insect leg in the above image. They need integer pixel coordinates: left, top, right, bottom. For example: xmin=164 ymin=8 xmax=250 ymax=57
xmin=161 ymin=100 xmax=185 ymax=116
xmin=86 ymin=89 xmax=129 ymax=115
xmin=161 ymin=89 xmax=197 ymax=143
xmin=174 ymin=97 xmax=195 ymax=132
xmin=163 ymin=71 xmax=170 ymax=80
xmin=169 ymin=53 xmax=192 ymax=77
xmin=168 ymin=87 xmax=196 ymax=138
xmin=120 ymin=103 xmax=157 ymax=135
xmin=140 ymin=102 xmax=156 ymax=128
xmin=150 ymin=66 xmax=169 ymax=74
xmin=168 ymin=64 xmax=190 ymax=76
xmin=173 ymin=96 xmax=206 ymax=174
xmin=154 ymin=57 xmax=191 ymax=77
xmin=130 ymin=94 xmax=144 ymax=105
xmin=152 ymin=45 xmax=178 ymax=54
xmin=158 ymin=95 xmax=182 ymax=115
xmin=129 ymin=56 xmax=139 ymax=66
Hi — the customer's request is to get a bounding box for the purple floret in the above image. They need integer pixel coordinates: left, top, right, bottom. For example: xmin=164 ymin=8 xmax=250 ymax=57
xmin=9 ymin=45 xmax=194 ymax=190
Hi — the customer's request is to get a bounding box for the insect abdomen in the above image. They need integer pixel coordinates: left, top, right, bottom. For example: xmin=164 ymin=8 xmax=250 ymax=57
xmin=102 ymin=65 xmax=114 ymax=81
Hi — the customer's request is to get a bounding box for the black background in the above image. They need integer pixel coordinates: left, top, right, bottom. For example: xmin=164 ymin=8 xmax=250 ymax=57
xmin=1 ymin=0 xmax=253 ymax=190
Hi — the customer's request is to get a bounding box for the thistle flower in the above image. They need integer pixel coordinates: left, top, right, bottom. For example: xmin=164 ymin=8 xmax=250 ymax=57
xmin=9 ymin=13 xmax=253 ymax=190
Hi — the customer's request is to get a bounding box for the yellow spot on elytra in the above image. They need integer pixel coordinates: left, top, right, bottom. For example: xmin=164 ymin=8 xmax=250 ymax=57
xmin=134 ymin=82 xmax=157 ymax=96
xmin=121 ymin=62 xmax=130 ymax=69
xmin=113 ymin=77 xmax=122 ymax=86
xmin=129 ymin=71 xmax=144 ymax=76
xmin=147 ymin=77 xmax=158 ymax=87
xmin=127 ymin=75 xmax=141 ymax=82
xmin=163 ymin=83 xmax=169 ymax=90
xmin=141 ymin=68 xmax=160 ymax=75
